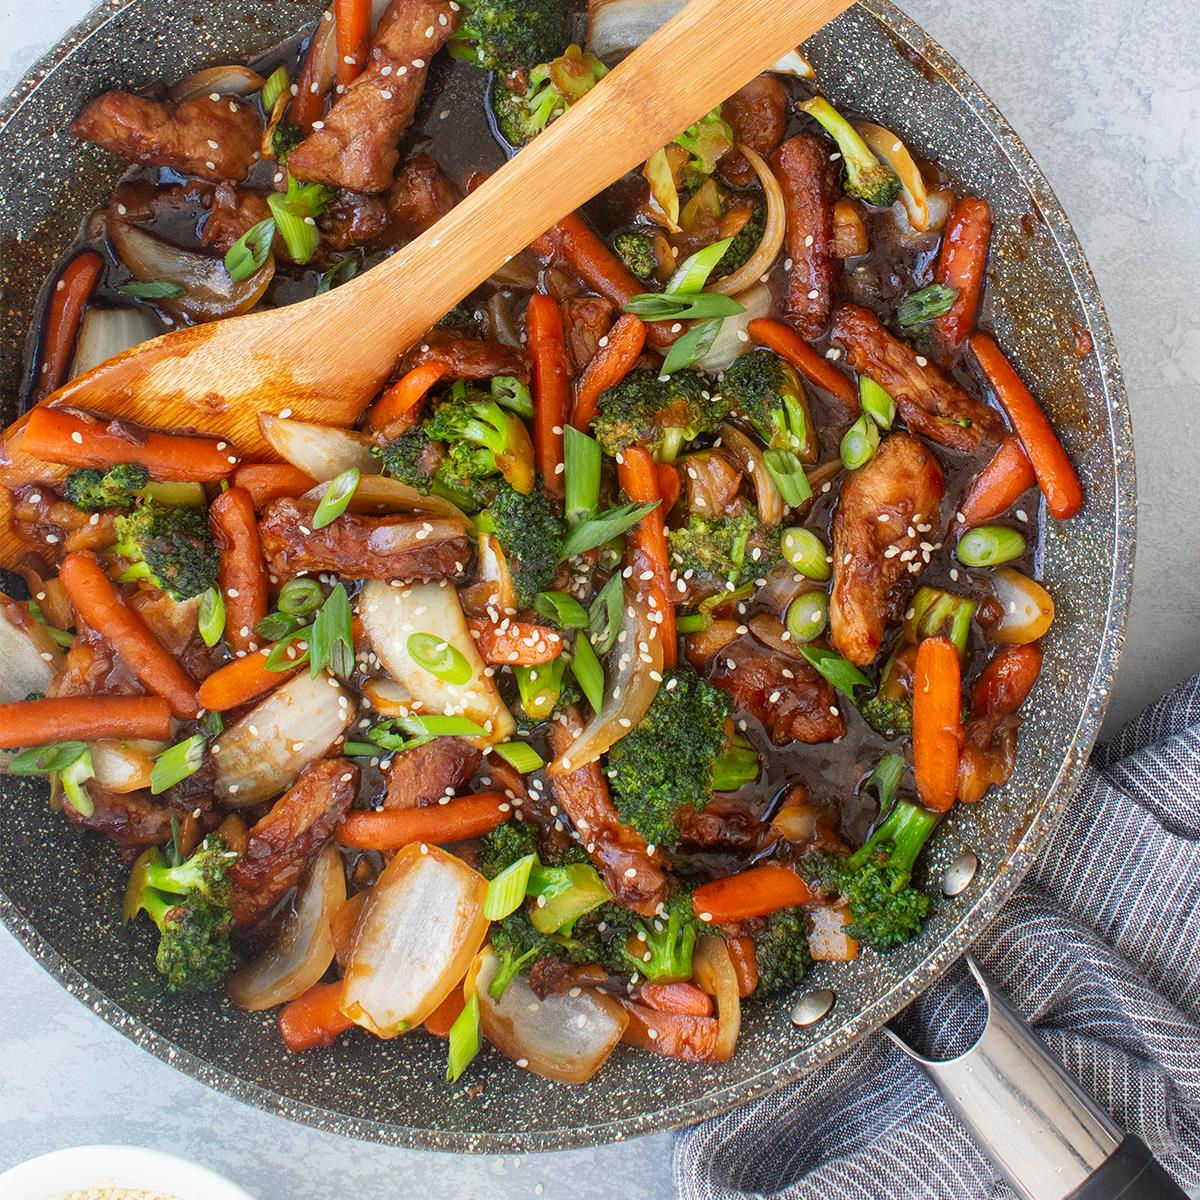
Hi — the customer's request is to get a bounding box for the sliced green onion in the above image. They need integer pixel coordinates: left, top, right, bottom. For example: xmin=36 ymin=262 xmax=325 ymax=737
xmin=8 ymin=741 xmax=90 ymax=776
xmin=278 ymin=578 xmax=325 ymax=615
xmin=150 ymin=734 xmax=206 ymax=795
xmin=343 ymin=741 xmax=379 ymax=757
xmin=896 ymin=283 xmax=959 ymax=328
xmin=840 ymin=415 xmax=881 ymax=470
xmin=786 ymin=591 xmax=829 ymax=643
xmin=569 ymin=632 xmax=605 ymax=714
xmin=666 ymin=237 xmax=736 ymax=295
xmin=957 ymin=525 xmax=1026 ymax=568
xmin=780 ymin=528 xmax=831 ymax=581
xmin=59 ymin=749 xmax=96 ymax=817
xmin=622 ymin=293 xmax=745 ymax=322
xmin=267 ymin=190 xmax=319 ymax=264
xmin=491 ymin=376 xmax=534 ymax=419
xmin=492 ymin=742 xmax=546 ymax=774
xmin=588 ymin=573 xmax=624 ymax=654
xmin=203 ymin=710 xmax=224 ymax=737
xmin=197 ymin=586 xmax=225 ymax=648
xmin=399 ymin=714 xmax=488 ymax=739
xmin=862 ymin=753 xmax=905 ymax=813
xmin=513 ymin=661 xmax=565 ymax=722
xmin=559 ymin=501 xmax=658 ymax=561
xmin=27 ymin=598 xmax=73 ymax=648
xmin=256 ymin=609 xmax=304 ymax=644
xmin=408 ymin=632 xmax=474 ymax=685
xmin=483 ymin=853 xmax=537 ymax=921
xmin=311 ymin=466 xmax=360 ymax=530
xmin=799 ymin=645 xmax=872 ymax=698
xmin=675 ymin=612 xmax=708 ymax=634
xmin=763 ymin=449 xmax=813 ymax=507
xmin=859 ymin=376 xmax=895 ymax=429
xmin=117 ymin=280 xmax=185 ymax=300
xmin=527 ymin=863 xmax=612 ymax=934
xmin=563 ymin=426 xmax=601 ymax=527
xmin=265 ymin=630 xmax=310 ymax=672
xmin=261 ymin=64 xmax=289 ymax=112
xmin=225 ymin=217 xmax=275 ymax=283
xmin=534 ymin=591 xmax=589 ymax=630
xmin=446 ymin=992 xmax=481 ymax=1083
xmin=660 ymin=317 xmax=726 ymax=376
xmin=315 ymin=255 xmax=359 ymax=294
xmin=309 ymin=584 xmax=354 ymax=679
xmin=141 ymin=480 xmax=206 ymax=507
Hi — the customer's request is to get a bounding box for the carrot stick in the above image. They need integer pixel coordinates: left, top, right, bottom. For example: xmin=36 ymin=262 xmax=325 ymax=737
xmin=529 ymin=213 xmax=678 ymax=348
xmin=210 ymin=487 xmax=268 ymax=655
xmin=292 ymin=12 xmax=332 ymax=131
xmin=231 ymin=463 xmax=316 ymax=508
xmin=620 ymin=1001 xmax=719 ymax=1061
xmin=278 ymin=980 xmax=354 ymax=1052
xmin=969 ymin=334 xmax=1084 ymax=520
xmin=913 ymin=636 xmax=962 ymax=813
xmin=933 ymin=197 xmax=991 ymax=352
xmin=366 ymin=361 xmax=450 ymax=435
xmin=617 ymin=446 xmax=676 ymax=667
xmin=692 ymin=864 xmax=815 ymax=925
xmin=0 ymin=695 xmax=172 ymax=747
xmin=337 ymin=791 xmax=510 ymax=850
xmin=58 ymin=552 xmax=199 ymax=719
xmin=571 ymin=313 xmax=647 ymax=431
xmin=725 ymin=934 xmax=759 ymax=998
xmin=747 ymin=317 xmax=859 ymax=411
xmin=197 ymin=650 xmax=300 ymax=713
xmin=958 ymin=437 xmax=1035 ymax=528
xmin=526 ymin=294 xmax=571 ymax=497
xmin=334 ymin=0 xmax=371 ymax=86
xmin=34 ymin=251 xmax=103 ymax=403
xmin=21 ymin=407 xmax=237 ymax=482
xmin=423 ymin=984 xmax=467 ymax=1038
xmin=655 ymin=462 xmax=681 ymax=514
xmin=639 ymin=981 xmax=714 ymax=1017
xmin=467 ymin=618 xmax=564 ymax=666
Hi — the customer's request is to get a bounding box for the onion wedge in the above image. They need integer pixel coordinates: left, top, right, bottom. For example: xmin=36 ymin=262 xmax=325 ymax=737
xmin=259 ymin=414 xmax=379 ymax=480
xmin=709 ymin=148 xmax=786 ymax=297
xmin=70 ymin=306 xmax=160 ymax=380
xmin=695 ymin=283 xmax=772 ymax=373
xmin=717 ymin=423 xmax=784 ymax=528
xmin=91 ymin=739 xmax=167 ymax=793
xmin=0 ymin=597 xmax=60 ymax=703
xmin=341 ymin=843 xmax=489 ymax=1038
xmin=988 ymin=568 xmax=1055 ymax=645
xmin=693 ymin=935 xmax=742 ymax=1062
xmin=858 ymin=124 xmax=931 ymax=233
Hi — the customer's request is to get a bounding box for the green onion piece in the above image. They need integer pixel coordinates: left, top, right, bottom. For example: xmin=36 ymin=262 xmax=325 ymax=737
xmin=483 ymin=853 xmax=537 ymax=921
xmin=27 ymin=598 xmax=73 ymax=648
xmin=534 ymin=591 xmax=589 ymax=629
xmin=491 ymin=376 xmax=534 ymax=419
xmin=150 ymin=734 xmax=206 ymax=795
xmin=8 ymin=741 xmax=90 ymax=776
xmin=863 ymin=753 xmax=905 ymax=813
xmin=785 ymin=591 xmax=829 ymax=643
xmin=267 ymin=190 xmax=319 ymax=264
xmin=225 ymin=217 xmax=275 ymax=283
xmin=315 ymin=255 xmax=359 ymax=294
xmin=780 ymin=528 xmax=831 ymax=581
xmin=563 ymin=426 xmax=601 ymax=527
xmin=799 ymin=645 xmax=872 ymax=698
xmin=309 ymin=584 xmax=354 ymax=679
xmin=957 ymin=525 xmax=1026 ymax=568
xmin=513 ymin=661 xmax=565 ymax=722
xmin=621 ymin=293 xmax=745 ymax=322
xmin=840 ymin=415 xmax=881 ymax=470
xmin=197 ymin=586 xmax=225 ymax=648
xmin=311 ymin=467 xmax=360 ymax=530
xmin=408 ymin=632 xmax=474 ymax=685
xmin=859 ymin=376 xmax=896 ymax=429
xmin=446 ymin=992 xmax=482 ymax=1083
xmin=255 ymin=609 xmax=304 ymax=644
xmin=117 ymin=280 xmax=186 ymax=300
xmin=59 ymin=749 xmax=96 ymax=817
xmin=679 ymin=582 xmax=757 ymax=635
xmin=343 ymin=741 xmax=379 ymax=757
xmin=896 ymin=283 xmax=959 ymax=328
xmin=492 ymin=742 xmax=546 ymax=774
xmin=261 ymin=64 xmax=289 ymax=112
xmin=763 ymin=449 xmax=813 ymax=507
xmin=559 ymin=501 xmax=658 ymax=561
xmin=666 ymin=237 xmax=736 ymax=295
xmin=141 ymin=480 xmax=206 ymax=507
xmin=203 ymin=710 xmax=224 ymax=737
xmin=660 ymin=317 xmax=726 ymax=376
xmin=278 ymin=578 xmax=325 ymax=615
xmin=588 ymin=573 xmax=624 ymax=654
xmin=569 ymin=632 xmax=605 ymax=713
xmin=399 ymin=714 xmax=489 ymax=739
xmin=264 ymin=630 xmax=310 ymax=672
xmin=675 ymin=612 xmax=709 ymax=634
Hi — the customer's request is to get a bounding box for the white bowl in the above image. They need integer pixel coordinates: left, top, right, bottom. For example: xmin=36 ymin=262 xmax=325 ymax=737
xmin=0 ymin=1146 xmax=256 ymax=1200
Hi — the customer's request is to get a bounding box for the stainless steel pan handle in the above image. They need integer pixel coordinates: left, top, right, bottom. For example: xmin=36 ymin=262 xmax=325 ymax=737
xmin=885 ymin=957 xmax=1187 ymax=1200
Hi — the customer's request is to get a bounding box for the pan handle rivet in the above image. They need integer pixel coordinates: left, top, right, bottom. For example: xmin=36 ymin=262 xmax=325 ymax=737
xmin=791 ymin=988 xmax=835 ymax=1027
xmin=942 ymin=850 xmax=979 ymax=897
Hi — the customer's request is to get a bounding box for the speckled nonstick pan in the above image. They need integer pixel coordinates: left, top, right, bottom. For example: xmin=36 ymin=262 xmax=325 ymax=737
xmin=0 ymin=0 xmax=1134 ymax=1153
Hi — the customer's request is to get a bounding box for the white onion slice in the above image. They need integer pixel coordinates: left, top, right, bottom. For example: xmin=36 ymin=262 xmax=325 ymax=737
xmin=709 ymin=147 xmax=786 ymax=297
xmin=695 ymin=283 xmax=772 ymax=373
xmin=259 ymin=414 xmax=379 ymax=481
xmin=91 ymin=739 xmax=166 ymax=793
xmin=70 ymin=306 xmax=160 ymax=380
xmin=170 ymin=64 xmax=265 ymax=103
xmin=717 ymin=423 xmax=784 ymax=528
xmin=988 ymin=568 xmax=1055 ymax=645
xmin=0 ymin=598 xmax=60 ymax=703
xmin=693 ymin=935 xmax=741 ymax=1062
xmin=227 ymin=844 xmax=346 ymax=1011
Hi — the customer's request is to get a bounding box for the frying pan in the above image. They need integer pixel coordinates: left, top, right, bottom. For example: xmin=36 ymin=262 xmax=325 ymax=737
xmin=0 ymin=0 xmax=1134 ymax=1153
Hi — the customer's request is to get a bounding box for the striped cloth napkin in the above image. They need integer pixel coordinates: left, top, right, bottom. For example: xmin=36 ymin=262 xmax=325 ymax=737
xmin=675 ymin=675 xmax=1200 ymax=1199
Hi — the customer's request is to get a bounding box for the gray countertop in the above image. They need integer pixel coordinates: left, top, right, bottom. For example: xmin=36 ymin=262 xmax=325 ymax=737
xmin=1 ymin=1 xmax=1197 ymax=1195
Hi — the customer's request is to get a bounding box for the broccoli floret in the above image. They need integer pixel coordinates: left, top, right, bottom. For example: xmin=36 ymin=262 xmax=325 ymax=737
xmin=477 ymin=818 xmax=539 ymax=879
xmin=811 ymin=799 xmax=940 ymax=951
xmin=113 ymin=501 xmax=218 ymax=601
xmin=858 ymin=691 xmax=914 ymax=738
xmin=491 ymin=45 xmax=607 ymax=147
xmin=425 ymin=380 xmax=535 ymax=495
xmin=715 ymin=202 xmax=765 ymax=277
xmin=668 ymin=509 xmax=781 ymax=589
xmin=487 ymin=908 xmax=557 ymax=997
xmin=592 ymin=369 xmax=727 ymax=463
xmin=711 ymin=732 xmax=760 ymax=792
xmin=453 ymin=0 xmax=569 ymax=71
xmin=754 ymin=906 xmax=813 ymax=995
xmin=477 ymin=483 xmax=565 ymax=609
xmin=674 ymin=108 xmax=733 ymax=178
xmin=63 ymin=463 xmax=149 ymax=512
xmin=606 ymin=667 xmax=733 ymax=848
xmin=123 ymin=835 xmax=237 ymax=992
xmin=620 ymin=888 xmax=700 ymax=981
xmin=271 ymin=119 xmax=304 ymax=163
xmin=722 ymin=350 xmax=816 ymax=459
xmin=798 ymin=96 xmax=902 ymax=208
xmin=614 ymin=231 xmax=658 ymax=282
xmin=376 ymin=426 xmax=442 ymax=493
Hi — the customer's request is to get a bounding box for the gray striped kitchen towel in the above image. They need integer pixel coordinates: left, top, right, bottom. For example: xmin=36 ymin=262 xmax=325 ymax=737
xmin=675 ymin=674 xmax=1200 ymax=1199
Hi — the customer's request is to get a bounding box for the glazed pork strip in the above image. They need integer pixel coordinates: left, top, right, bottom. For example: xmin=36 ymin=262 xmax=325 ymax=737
xmin=72 ymin=92 xmax=262 ymax=183
xmin=719 ymin=74 xmax=788 ymax=187
xmin=64 ymin=787 xmax=173 ymax=849
xmin=829 ymin=432 xmax=946 ymax=666
xmin=199 ymin=184 xmax=296 ymax=260
xmin=547 ymin=708 xmax=670 ymax=917
xmin=382 ymin=736 xmax=483 ymax=809
xmin=258 ymin=498 xmax=469 ymax=581
xmin=287 ymin=0 xmax=461 ymax=193
xmin=772 ymin=134 xmax=836 ymax=341
xmin=229 ymin=759 xmax=358 ymax=928
xmin=400 ymin=329 xmax=532 ymax=384
xmin=561 ymin=295 xmax=617 ymax=375
xmin=832 ymin=304 xmax=1006 ymax=452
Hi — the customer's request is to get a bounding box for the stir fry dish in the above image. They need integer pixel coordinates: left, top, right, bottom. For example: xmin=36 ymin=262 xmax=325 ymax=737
xmin=0 ymin=0 xmax=1084 ymax=1084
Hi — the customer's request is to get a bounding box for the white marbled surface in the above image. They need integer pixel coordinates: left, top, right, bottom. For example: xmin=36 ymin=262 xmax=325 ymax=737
xmin=1 ymin=1 xmax=1197 ymax=1195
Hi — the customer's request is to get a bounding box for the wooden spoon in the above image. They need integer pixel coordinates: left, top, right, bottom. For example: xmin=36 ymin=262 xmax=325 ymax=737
xmin=19 ymin=0 xmax=853 ymax=459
